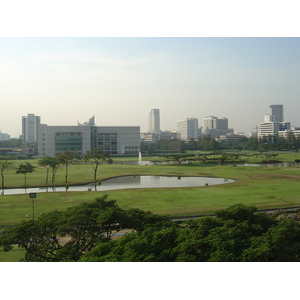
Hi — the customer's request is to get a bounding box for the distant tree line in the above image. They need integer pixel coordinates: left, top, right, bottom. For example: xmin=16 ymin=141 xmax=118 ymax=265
xmin=1 ymin=199 xmax=300 ymax=262
xmin=142 ymin=134 xmax=300 ymax=154
xmin=0 ymin=139 xmax=23 ymax=148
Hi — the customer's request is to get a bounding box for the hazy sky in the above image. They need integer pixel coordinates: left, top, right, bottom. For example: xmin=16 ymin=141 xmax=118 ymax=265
xmin=1 ymin=37 xmax=300 ymax=138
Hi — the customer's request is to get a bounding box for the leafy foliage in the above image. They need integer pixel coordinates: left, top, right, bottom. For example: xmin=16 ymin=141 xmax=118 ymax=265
xmin=38 ymin=156 xmax=53 ymax=185
xmin=56 ymin=151 xmax=77 ymax=183
xmin=0 ymin=160 xmax=14 ymax=191
xmin=15 ymin=161 xmax=36 ymax=186
xmin=83 ymin=149 xmax=112 ymax=180
xmin=2 ymin=201 xmax=300 ymax=262
xmin=0 ymin=195 xmax=173 ymax=262
xmin=83 ymin=204 xmax=300 ymax=262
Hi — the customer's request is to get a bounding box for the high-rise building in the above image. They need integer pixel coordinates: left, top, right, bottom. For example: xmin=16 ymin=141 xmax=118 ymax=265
xmin=202 ymin=116 xmax=233 ymax=137
xmin=22 ymin=113 xmax=41 ymax=143
xmin=270 ymin=105 xmax=283 ymax=122
xmin=148 ymin=109 xmax=160 ymax=134
xmin=177 ymin=118 xmax=199 ymax=140
xmin=264 ymin=115 xmax=275 ymax=123
xmin=214 ymin=117 xmax=228 ymax=129
xmin=203 ymin=116 xmax=229 ymax=130
xmin=203 ymin=116 xmax=217 ymax=129
xmin=259 ymin=105 xmax=290 ymax=137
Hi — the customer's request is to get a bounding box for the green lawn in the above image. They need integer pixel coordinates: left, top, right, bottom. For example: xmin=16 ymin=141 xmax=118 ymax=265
xmin=1 ymin=156 xmax=300 ymax=225
xmin=0 ymin=247 xmax=25 ymax=262
xmin=1 ymin=153 xmax=300 ymax=261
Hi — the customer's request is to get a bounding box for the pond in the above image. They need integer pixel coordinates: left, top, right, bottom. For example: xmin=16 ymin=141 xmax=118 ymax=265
xmin=1 ymin=175 xmax=236 ymax=195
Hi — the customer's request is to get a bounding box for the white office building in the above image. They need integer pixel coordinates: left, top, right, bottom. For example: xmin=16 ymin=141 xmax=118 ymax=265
xmin=96 ymin=126 xmax=140 ymax=155
xmin=38 ymin=118 xmax=140 ymax=157
xmin=202 ymin=116 xmax=233 ymax=137
xmin=259 ymin=105 xmax=291 ymax=137
xmin=177 ymin=118 xmax=199 ymax=140
xmin=259 ymin=122 xmax=280 ymax=137
xmin=22 ymin=113 xmax=41 ymax=143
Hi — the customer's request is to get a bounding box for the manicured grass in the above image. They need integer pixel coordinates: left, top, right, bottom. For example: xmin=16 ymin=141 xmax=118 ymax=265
xmin=0 ymin=247 xmax=25 ymax=262
xmin=1 ymin=158 xmax=300 ymax=225
xmin=1 ymin=151 xmax=299 ymax=188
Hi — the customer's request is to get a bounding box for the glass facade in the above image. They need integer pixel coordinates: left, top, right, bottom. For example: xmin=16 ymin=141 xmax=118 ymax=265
xmin=124 ymin=145 xmax=139 ymax=154
xmin=97 ymin=133 xmax=118 ymax=154
xmin=55 ymin=132 xmax=83 ymax=154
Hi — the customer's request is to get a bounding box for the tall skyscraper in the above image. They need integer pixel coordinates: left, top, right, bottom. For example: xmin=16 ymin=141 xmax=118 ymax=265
xmin=270 ymin=105 xmax=283 ymax=122
xmin=148 ymin=109 xmax=160 ymax=134
xmin=259 ymin=105 xmax=290 ymax=137
xmin=22 ymin=113 xmax=41 ymax=143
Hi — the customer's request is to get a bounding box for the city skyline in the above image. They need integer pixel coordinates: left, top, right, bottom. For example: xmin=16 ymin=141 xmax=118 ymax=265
xmin=1 ymin=38 xmax=300 ymax=138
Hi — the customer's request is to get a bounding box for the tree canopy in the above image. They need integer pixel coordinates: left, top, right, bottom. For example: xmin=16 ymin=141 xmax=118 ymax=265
xmin=15 ymin=161 xmax=36 ymax=186
xmin=0 ymin=195 xmax=173 ymax=262
xmin=56 ymin=151 xmax=77 ymax=183
xmin=83 ymin=149 xmax=112 ymax=180
xmin=82 ymin=204 xmax=300 ymax=262
xmin=2 ymin=201 xmax=300 ymax=262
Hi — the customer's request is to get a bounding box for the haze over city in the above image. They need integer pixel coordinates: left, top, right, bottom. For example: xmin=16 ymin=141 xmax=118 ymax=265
xmin=1 ymin=37 xmax=300 ymax=138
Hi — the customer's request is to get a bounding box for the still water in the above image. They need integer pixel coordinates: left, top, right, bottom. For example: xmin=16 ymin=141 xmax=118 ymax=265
xmin=2 ymin=175 xmax=235 ymax=195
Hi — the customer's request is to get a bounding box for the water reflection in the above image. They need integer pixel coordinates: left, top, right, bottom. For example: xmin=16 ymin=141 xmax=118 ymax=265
xmin=1 ymin=175 xmax=235 ymax=195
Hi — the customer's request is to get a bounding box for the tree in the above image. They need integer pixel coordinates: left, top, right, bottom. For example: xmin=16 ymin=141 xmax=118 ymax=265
xmin=0 ymin=160 xmax=14 ymax=195
xmin=0 ymin=196 xmax=120 ymax=261
xmin=56 ymin=151 xmax=77 ymax=183
xmin=241 ymin=218 xmax=300 ymax=262
xmin=0 ymin=210 xmax=63 ymax=261
xmin=83 ymin=149 xmax=112 ymax=180
xmin=0 ymin=195 xmax=175 ymax=262
xmin=48 ymin=157 xmax=60 ymax=185
xmin=159 ymin=154 xmax=194 ymax=164
xmin=4 ymin=202 xmax=300 ymax=262
xmin=82 ymin=204 xmax=278 ymax=262
xmin=15 ymin=161 xmax=36 ymax=186
xmin=198 ymin=136 xmax=219 ymax=151
xmin=38 ymin=156 xmax=53 ymax=185
xmin=125 ymin=208 xmax=174 ymax=232
xmin=82 ymin=225 xmax=180 ymax=262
